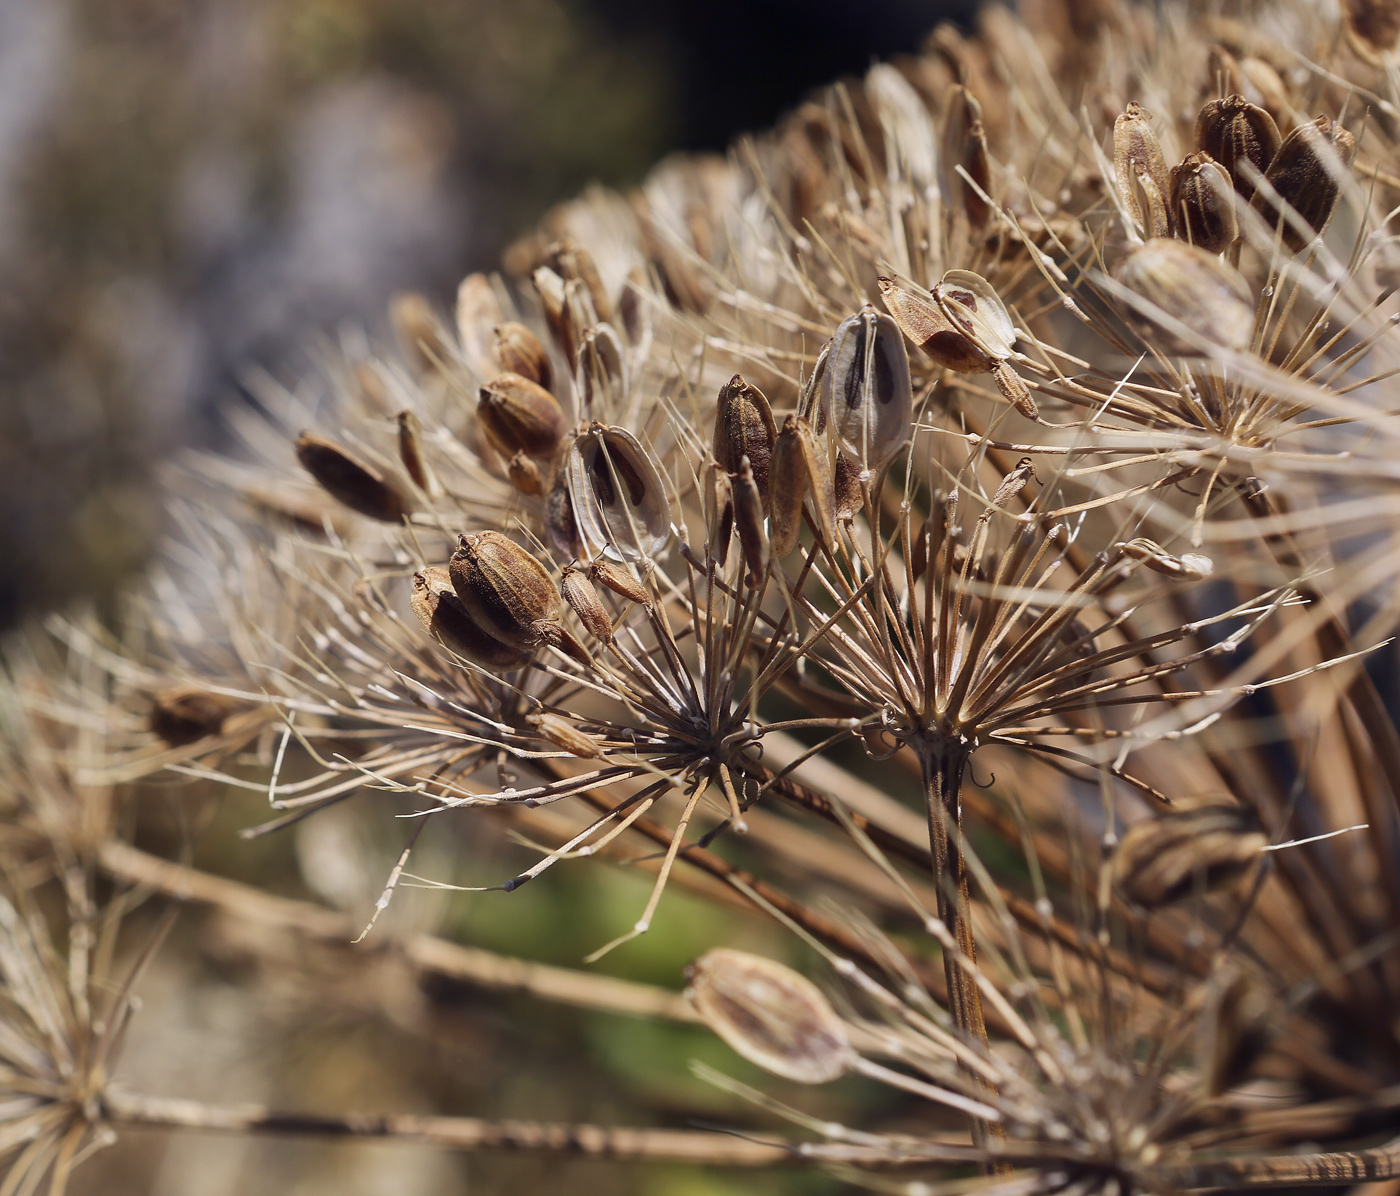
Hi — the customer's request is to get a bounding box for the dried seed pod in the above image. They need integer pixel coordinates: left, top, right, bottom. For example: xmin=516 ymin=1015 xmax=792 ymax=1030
xmin=1113 ymin=806 xmax=1266 ymax=907
xmin=565 ymin=424 xmax=672 ymax=562
xmin=820 ymin=304 xmax=914 ymax=472
xmin=561 ymin=565 xmax=614 ymax=645
xmin=1112 ymin=238 xmax=1254 ymax=354
xmin=588 ymin=559 xmax=650 ymax=607
xmin=492 ymin=321 xmax=552 ymax=391
xmin=456 ymin=273 xmax=505 ymax=377
xmin=527 ymin=711 xmax=604 ymax=758
xmin=942 ymin=86 xmax=992 ymax=230
xmin=295 ymin=432 xmax=412 ymax=523
xmin=706 ymin=466 xmax=734 ymax=569
xmin=396 ymin=410 xmax=435 ymax=495
xmin=1169 ymin=152 xmax=1238 ymax=253
xmin=575 ymin=323 xmax=628 ymax=417
xmin=411 ymin=568 xmax=531 ymax=669
xmin=1199 ymin=971 xmax=1273 ymax=1097
xmin=534 ymin=266 xmax=595 ymax=369
xmin=477 ymin=373 xmax=568 ymax=460
xmin=935 ymin=270 xmax=1018 ymax=359
xmin=151 ymin=686 xmax=236 ymax=746
xmin=1254 ymin=116 xmax=1356 ymax=253
xmin=1119 ymin=537 xmax=1214 ymax=578
xmin=732 ymin=456 xmax=768 ymax=587
xmin=797 ymin=340 xmax=831 ymax=426
xmin=769 ymin=414 xmax=835 ymax=558
xmin=879 ymin=276 xmax=992 ymax=374
xmin=449 ymin=532 xmax=564 ymax=654
xmin=546 ymin=472 xmax=582 ymax=561
xmin=686 ymin=949 xmax=856 ymax=1084
xmin=507 ymin=451 xmax=545 ymax=497
xmin=1344 ymin=0 xmax=1400 ymax=63
xmin=1114 ymin=102 xmax=1172 ymax=239
xmin=618 ymin=266 xmax=649 ymax=345
xmin=546 ymin=237 xmax=612 ymax=324
xmin=833 ymin=451 xmax=863 ymax=521
xmin=713 ymin=374 xmax=778 ymax=505
xmin=1195 ymin=95 xmax=1281 ymax=201
xmin=390 ymin=292 xmax=451 ymax=376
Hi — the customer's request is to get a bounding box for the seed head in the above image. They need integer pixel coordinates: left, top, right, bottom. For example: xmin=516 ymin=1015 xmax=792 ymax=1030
xmin=1114 ymin=102 xmax=1171 ymax=239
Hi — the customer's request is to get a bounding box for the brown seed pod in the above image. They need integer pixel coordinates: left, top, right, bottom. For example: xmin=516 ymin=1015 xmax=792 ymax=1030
xmin=449 ymin=531 xmax=564 ymax=654
xmin=561 ymin=565 xmax=614 ymax=645
xmin=705 ymin=465 xmax=735 ymax=569
xmin=295 ymin=432 xmax=412 ymax=523
xmin=151 ymin=686 xmax=236 ymax=746
xmin=1114 ymin=102 xmax=1172 ymax=239
xmin=565 ymin=424 xmax=672 ymax=562
xmin=476 ymin=373 xmax=568 ymax=461
xmin=1254 ymin=116 xmax=1356 ymax=254
xmin=507 ymin=452 xmax=545 ymax=497
xmin=1344 ymin=0 xmax=1400 ymax=63
xmin=833 ymin=451 xmax=864 ymax=521
xmin=732 ymin=456 xmax=768 ymax=588
xmin=713 ymin=375 xmax=778 ymax=506
xmin=1112 ymin=238 xmax=1254 ymax=354
xmin=820 ymin=304 xmax=914 ymax=472
xmin=492 ymin=321 xmax=552 ymax=391
xmin=879 ymin=276 xmax=991 ymax=375
xmin=942 ymin=85 xmax=992 ymax=231
xmin=396 ymin=410 xmax=435 ymax=495
xmin=575 ymin=323 xmax=628 ymax=417
xmin=527 ymin=711 xmax=604 ymax=758
xmin=686 ymin=949 xmax=856 ymax=1084
xmin=1195 ymin=95 xmax=1281 ymax=201
xmin=588 ymin=559 xmax=650 ymax=607
xmin=1169 ymin=152 xmax=1238 ymax=253
xmin=1113 ymin=806 xmax=1266 ymax=907
xmin=769 ymin=414 xmax=835 ymax=559
xmin=546 ymin=237 xmax=612 ymax=324
xmin=411 ymin=567 xmax=531 ymax=669
xmin=546 ymin=472 xmax=582 ymax=561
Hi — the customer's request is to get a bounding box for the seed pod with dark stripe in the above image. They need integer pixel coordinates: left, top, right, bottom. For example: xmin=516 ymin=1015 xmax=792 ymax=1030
xmin=1113 ymin=806 xmax=1266 ymax=907
xmin=546 ymin=473 xmax=582 ymax=561
xmin=493 ymin=322 xmax=552 ymax=391
xmin=576 ymin=323 xmax=628 ymax=417
xmin=713 ymin=375 xmax=778 ymax=506
xmin=1254 ymin=116 xmax=1356 ymax=253
xmin=295 ymin=432 xmax=412 ymax=523
xmin=1195 ymin=95 xmax=1281 ymax=201
xmin=820 ymin=304 xmax=913 ymax=472
xmin=1169 ymin=152 xmax=1238 ymax=253
xmin=942 ymin=86 xmax=992 ymax=231
xmin=477 ymin=373 xmax=567 ymax=461
xmin=411 ymin=567 xmax=530 ymax=669
xmin=566 ymin=424 xmax=671 ymax=562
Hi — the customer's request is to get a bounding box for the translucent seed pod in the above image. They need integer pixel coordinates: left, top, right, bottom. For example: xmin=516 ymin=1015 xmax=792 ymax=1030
xmin=575 ymin=322 xmax=628 ymax=418
xmin=565 ymin=424 xmax=672 ymax=563
xmin=1112 ymin=238 xmax=1254 ymax=354
xmin=933 ymin=271 xmax=1037 ymax=419
xmin=1114 ymin=102 xmax=1172 ymax=239
xmin=942 ymin=86 xmax=993 ymax=231
xmin=713 ymin=374 xmax=778 ymax=507
xmin=1254 ymin=116 xmax=1356 ymax=254
xmin=1195 ymin=95 xmax=1282 ymax=201
xmin=878 ymin=276 xmax=992 ymax=374
xmin=819 ymin=304 xmax=914 ymax=473
xmin=295 ymin=432 xmax=412 ymax=523
xmin=411 ymin=567 xmax=531 ymax=670
xmin=1169 ymin=152 xmax=1238 ymax=253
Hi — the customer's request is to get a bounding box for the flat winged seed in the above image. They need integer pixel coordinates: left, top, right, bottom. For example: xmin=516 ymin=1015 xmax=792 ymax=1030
xmin=492 ymin=321 xmax=552 ymax=390
xmin=575 ymin=322 xmax=628 ymax=417
xmin=295 ymin=432 xmax=412 ymax=522
xmin=1254 ymin=116 xmax=1356 ymax=253
xmin=833 ymin=451 xmax=864 ymax=520
xmin=151 ymin=686 xmax=236 ymax=746
xmin=1195 ymin=95 xmax=1282 ymax=201
xmin=396 ymin=410 xmax=435 ymax=494
xmin=527 ymin=711 xmax=603 ymax=758
xmin=713 ymin=374 xmax=778 ymax=505
xmin=706 ymin=466 xmax=735 ymax=568
xmin=449 ymin=531 xmax=562 ymax=653
xmin=1112 ymin=238 xmax=1254 ymax=353
xmin=770 ymin=414 xmax=834 ymax=558
xmin=1344 ymin=0 xmax=1400 ymax=62
xmin=820 ymin=304 xmax=914 ymax=472
xmin=411 ymin=568 xmax=530 ymax=669
xmin=686 ymin=949 xmax=856 ymax=1084
xmin=565 ymin=424 xmax=671 ymax=562
xmin=477 ymin=373 xmax=568 ymax=460
xmin=1169 ymin=152 xmax=1238 ymax=253
xmin=733 ymin=456 xmax=768 ymax=587
xmin=935 ymin=270 xmax=1018 ymax=359
xmin=797 ymin=339 xmax=831 ymax=426
xmin=878 ymin=275 xmax=991 ymax=374
xmin=1114 ymin=103 xmax=1172 ymax=239
xmin=561 ymin=566 xmax=614 ymax=645
xmin=588 ymin=559 xmax=650 ymax=607
xmin=1114 ymin=807 xmax=1266 ymax=907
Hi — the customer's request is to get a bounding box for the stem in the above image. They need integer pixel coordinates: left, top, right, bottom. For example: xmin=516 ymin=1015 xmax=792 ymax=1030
xmin=1154 ymin=1136 xmax=1400 ymax=1189
xmin=100 ymin=1089 xmax=790 ymax=1166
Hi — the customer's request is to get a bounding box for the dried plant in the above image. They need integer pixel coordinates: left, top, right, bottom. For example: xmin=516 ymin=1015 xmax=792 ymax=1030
xmin=7 ymin=0 xmax=1400 ymax=1192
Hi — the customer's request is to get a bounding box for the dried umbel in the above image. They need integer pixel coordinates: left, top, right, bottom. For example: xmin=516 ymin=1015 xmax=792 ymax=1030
xmin=1254 ymin=115 xmax=1357 ymax=253
xmin=295 ymin=432 xmax=412 ymax=523
xmin=1195 ymin=94 xmax=1282 ymax=201
xmin=1113 ymin=806 xmax=1267 ymax=907
xmin=686 ymin=950 xmax=855 ymax=1084
xmin=411 ymin=566 xmax=531 ymax=669
xmin=1112 ymin=237 xmax=1255 ymax=353
xmin=1169 ymin=152 xmax=1238 ymax=253
xmin=492 ymin=321 xmax=553 ymax=390
xmin=713 ymin=374 xmax=778 ymax=506
xmin=565 ymin=424 xmax=671 ymax=562
xmin=1114 ymin=102 xmax=1171 ymax=239
xmin=476 ymin=373 xmax=568 ymax=460
xmin=820 ymin=304 xmax=913 ymax=471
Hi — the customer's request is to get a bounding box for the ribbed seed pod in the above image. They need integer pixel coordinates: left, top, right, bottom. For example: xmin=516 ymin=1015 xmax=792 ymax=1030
xmin=411 ymin=567 xmax=531 ymax=669
xmin=1169 ymin=152 xmax=1238 ymax=253
xmin=769 ymin=414 xmax=835 ymax=558
xmin=295 ymin=432 xmax=412 ymax=523
xmin=1114 ymin=102 xmax=1172 ymax=239
xmin=565 ymin=424 xmax=672 ymax=562
xmin=546 ymin=237 xmax=612 ymax=325
xmin=527 ymin=711 xmax=604 ymax=758
xmin=1113 ymin=806 xmax=1266 ymax=907
xmin=150 ymin=686 xmax=236 ymax=746
xmin=1195 ymin=95 xmax=1281 ymax=200
xmin=879 ymin=276 xmax=992 ymax=374
xmin=561 ymin=565 xmax=614 ymax=645
xmin=1254 ymin=116 xmax=1356 ymax=253
xmin=1112 ymin=238 xmax=1254 ymax=354
xmin=492 ymin=321 xmax=552 ymax=390
xmin=477 ymin=373 xmax=568 ymax=460
xmin=448 ymin=532 xmax=565 ymax=654
xmin=588 ymin=559 xmax=650 ymax=607
xmin=820 ymin=304 xmax=914 ymax=472
xmin=713 ymin=375 xmax=778 ymax=506
xmin=396 ymin=410 xmax=435 ymax=495
xmin=686 ymin=950 xmax=856 ymax=1084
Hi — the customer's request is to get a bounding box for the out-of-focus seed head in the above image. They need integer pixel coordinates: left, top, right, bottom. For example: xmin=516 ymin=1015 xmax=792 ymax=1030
xmin=713 ymin=375 xmax=778 ymax=506
xmin=1254 ymin=116 xmax=1357 ymax=253
xmin=686 ymin=949 xmax=856 ymax=1084
xmin=879 ymin=275 xmax=992 ymax=375
xmin=732 ymin=456 xmax=768 ymax=587
xmin=449 ymin=531 xmax=563 ymax=653
xmin=575 ymin=322 xmax=628 ymax=417
xmin=1344 ymin=0 xmax=1400 ymax=63
xmin=565 ymin=424 xmax=672 ymax=562
xmin=1195 ymin=95 xmax=1282 ymax=201
xmin=151 ymin=686 xmax=236 ymax=746
xmin=546 ymin=237 xmax=612 ymax=324
xmin=561 ymin=565 xmax=614 ymax=645
xmin=477 ymin=373 xmax=568 ymax=461
xmin=769 ymin=414 xmax=835 ymax=558
xmin=390 ymin=291 xmax=451 ymax=377
xmin=820 ymin=304 xmax=914 ymax=472
xmin=295 ymin=432 xmax=412 ymax=523
xmin=493 ymin=321 xmax=553 ymax=391
xmin=942 ymin=85 xmax=992 ymax=231
xmin=507 ymin=451 xmax=545 ymax=496
xmin=588 ymin=558 xmax=650 ymax=607
xmin=1113 ymin=806 xmax=1266 ymax=907
xmin=1114 ymin=102 xmax=1172 ymax=239
xmin=396 ymin=410 xmax=435 ymax=495
xmin=411 ymin=567 xmax=531 ymax=669
xmin=1169 ymin=152 xmax=1239 ymax=253
xmin=1119 ymin=537 xmax=1214 ymax=578
xmin=1112 ymin=237 xmax=1255 ymax=353
xmin=527 ymin=711 xmax=604 ymax=758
